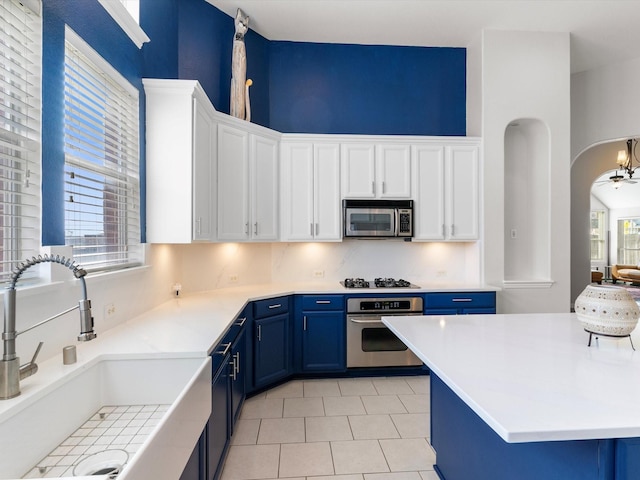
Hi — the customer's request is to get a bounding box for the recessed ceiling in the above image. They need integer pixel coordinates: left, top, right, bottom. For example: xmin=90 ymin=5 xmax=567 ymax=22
xmin=206 ymin=0 xmax=640 ymax=73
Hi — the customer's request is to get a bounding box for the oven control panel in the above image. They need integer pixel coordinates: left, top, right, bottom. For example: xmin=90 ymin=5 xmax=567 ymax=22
xmin=346 ymin=297 xmax=423 ymax=314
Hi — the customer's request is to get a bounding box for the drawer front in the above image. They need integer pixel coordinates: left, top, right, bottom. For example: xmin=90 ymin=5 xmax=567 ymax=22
xmin=254 ymin=296 xmax=289 ymax=318
xmin=425 ymin=292 xmax=496 ymax=309
xmin=301 ymin=295 xmax=345 ymax=311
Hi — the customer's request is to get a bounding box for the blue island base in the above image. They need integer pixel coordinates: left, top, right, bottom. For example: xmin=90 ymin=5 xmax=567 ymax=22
xmin=430 ymin=374 xmax=640 ymax=480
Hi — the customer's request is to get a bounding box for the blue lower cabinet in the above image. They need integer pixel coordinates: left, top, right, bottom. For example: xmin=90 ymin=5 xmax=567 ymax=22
xmin=179 ymin=432 xmax=205 ymax=480
xmin=431 ymin=373 xmax=616 ymax=480
xmin=207 ymin=348 xmax=231 ymax=480
xmin=301 ymin=310 xmax=345 ymax=372
xmin=230 ymin=327 xmax=246 ymax=431
xmin=254 ymin=312 xmax=290 ymax=388
xmin=294 ymin=295 xmax=345 ymax=373
xmin=424 ymin=292 xmax=496 ymax=315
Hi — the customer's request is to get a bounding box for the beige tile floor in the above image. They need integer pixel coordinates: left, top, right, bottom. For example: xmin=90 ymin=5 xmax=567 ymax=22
xmin=221 ymin=376 xmax=439 ymax=480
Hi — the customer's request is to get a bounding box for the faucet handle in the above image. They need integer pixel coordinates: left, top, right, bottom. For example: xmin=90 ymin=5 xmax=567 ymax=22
xmin=19 ymin=341 xmax=43 ymax=380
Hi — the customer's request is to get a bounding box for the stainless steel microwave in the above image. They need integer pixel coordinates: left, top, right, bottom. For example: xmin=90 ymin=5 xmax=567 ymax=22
xmin=343 ymin=199 xmax=413 ymax=238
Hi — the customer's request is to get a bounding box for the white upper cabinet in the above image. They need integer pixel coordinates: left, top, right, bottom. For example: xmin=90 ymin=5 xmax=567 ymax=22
xmin=250 ymin=135 xmax=279 ymax=241
xmin=412 ymin=141 xmax=480 ymax=241
xmin=144 ymin=79 xmax=216 ymax=243
xmin=376 ymin=144 xmax=412 ymax=198
xmin=341 ymin=142 xmax=411 ymax=198
xmin=217 ymin=121 xmax=279 ymax=241
xmin=217 ymin=123 xmax=249 ymax=241
xmin=281 ymin=140 xmax=341 ymax=241
xmin=447 ymin=144 xmax=479 ymax=240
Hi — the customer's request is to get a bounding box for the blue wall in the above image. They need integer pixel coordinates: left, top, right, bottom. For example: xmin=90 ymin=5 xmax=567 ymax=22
xmin=40 ymin=0 xmax=466 ymax=246
xmin=42 ymin=0 xmax=144 ymax=245
xmin=269 ymin=42 xmax=466 ymax=135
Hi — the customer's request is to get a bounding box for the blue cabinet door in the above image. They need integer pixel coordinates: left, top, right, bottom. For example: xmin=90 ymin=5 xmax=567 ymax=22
xmin=230 ymin=328 xmax=246 ymax=431
xmin=302 ymin=310 xmax=345 ymax=372
xmin=179 ymin=432 xmax=205 ymax=480
xmin=254 ymin=312 xmax=290 ymax=388
xmin=207 ymin=352 xmax=230 ymax=480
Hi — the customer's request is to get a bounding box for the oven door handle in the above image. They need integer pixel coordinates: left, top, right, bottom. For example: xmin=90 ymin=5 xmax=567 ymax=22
xmin=349 ymin=318 xmax=384 ymax=324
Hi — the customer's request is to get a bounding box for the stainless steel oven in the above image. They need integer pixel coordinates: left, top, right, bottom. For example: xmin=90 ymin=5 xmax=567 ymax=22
xmin=346 ymin=297 xmax=423 ymax=368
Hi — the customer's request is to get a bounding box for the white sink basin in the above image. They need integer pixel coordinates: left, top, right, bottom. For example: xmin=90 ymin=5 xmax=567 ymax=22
xmin=0 ymin=355 xmax=211 ymax=480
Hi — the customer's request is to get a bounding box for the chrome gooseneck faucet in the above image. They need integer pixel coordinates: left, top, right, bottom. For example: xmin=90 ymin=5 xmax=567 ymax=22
xmin=0 ymin=255 xmax=97 ymax=399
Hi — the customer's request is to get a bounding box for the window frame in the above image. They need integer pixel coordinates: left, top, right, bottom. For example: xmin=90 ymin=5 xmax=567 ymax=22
xmin=63 ymin=26 xmax=142 ymax=274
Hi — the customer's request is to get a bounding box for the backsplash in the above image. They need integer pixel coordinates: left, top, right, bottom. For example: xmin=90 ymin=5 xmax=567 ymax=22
xmin=171 ymin=241 xmax=481 ymax=292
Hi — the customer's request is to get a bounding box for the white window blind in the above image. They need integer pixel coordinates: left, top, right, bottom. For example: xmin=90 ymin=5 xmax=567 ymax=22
xmin=0 ymin=0 xmax=41 ymax=282
xmin=64 ymin=29 xmax=141 ymax=272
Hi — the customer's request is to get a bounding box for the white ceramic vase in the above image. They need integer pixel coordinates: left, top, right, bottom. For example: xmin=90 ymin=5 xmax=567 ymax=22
xmin=574 ymin=285 xmax=640 ymax=336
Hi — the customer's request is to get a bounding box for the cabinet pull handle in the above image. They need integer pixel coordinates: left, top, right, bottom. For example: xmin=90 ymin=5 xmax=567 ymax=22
xmin=451 ymin=224 xmax=455 ymax=236
xmin=230 ymin=357 xmax=237 ymax=380
xmin=303 ymin=315 xmax=307 ymax=331
xmin=452 ymin=298 xmax=472 ymax=302
xmin=257 ymin=324 xmax=262 ymax=341
xmin=245 ymin=222 xmax=249 ymax=236
xmin=382 ymin=181 xmax=386 ymax=194
xmin=234 ymin=317 xmax=247 ymax=327
xmin=315 ymin=223 xmax=319 ymax=236
xmin=315 ymin=300 xmax=331 ymax=304
xmin=235 ymin=352 xmax=241 ymax=375
xmin=372 ymin=181 xmax=375 ymax=195
xmin=254 ymin=222 xmax=258 ymax=235
xmin=268 ymin=304 xmax=282 ymax=309
xmin=196 ymin=217 xmax=201 ymax=235
xmin=216 ymin=342 xmax=232 ymax=356
xmin=310 ymin=223 xmax=314 ymax=236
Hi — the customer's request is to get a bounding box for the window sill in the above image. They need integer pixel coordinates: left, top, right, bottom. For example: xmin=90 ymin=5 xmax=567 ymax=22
xmin=2 ymin=265 xmax=151 ymax=299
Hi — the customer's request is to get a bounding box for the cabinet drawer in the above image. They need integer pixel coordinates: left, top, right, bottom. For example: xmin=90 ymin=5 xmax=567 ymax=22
xmin=254 ymin=296 xmax=289 ymax=319
xmin=425 ymin=292 xmax=496 ymax=309
xmin=301 ymin=295 xmax=344 ymax=311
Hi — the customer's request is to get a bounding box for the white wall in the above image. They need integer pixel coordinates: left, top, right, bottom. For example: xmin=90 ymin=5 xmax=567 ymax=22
xmin=571 ymin=56 xmax=640 ymax=160
xmin=482 ymin=30 xmax=571 ymax=313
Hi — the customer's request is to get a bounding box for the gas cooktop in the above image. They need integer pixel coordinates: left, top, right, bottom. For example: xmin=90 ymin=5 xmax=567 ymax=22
xmin=341 ymin=277 xmax=421 ymax=289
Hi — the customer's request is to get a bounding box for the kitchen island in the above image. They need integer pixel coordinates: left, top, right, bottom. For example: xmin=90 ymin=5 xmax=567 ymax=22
xmin=383 ymin=312 xmax=640 ymax=480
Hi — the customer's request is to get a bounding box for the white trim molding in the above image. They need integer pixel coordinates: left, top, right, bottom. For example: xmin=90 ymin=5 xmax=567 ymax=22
xmin=97 ymin=0 xmax=149 ymax=49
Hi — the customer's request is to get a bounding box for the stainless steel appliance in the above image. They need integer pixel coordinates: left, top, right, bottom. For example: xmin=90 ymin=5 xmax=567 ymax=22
xmin=342 ymin=277 xmax=421 ymax=289
xmin=346 ymin=296 xmax=423 ymax=368
xmin=343 ymin=199 xmax=413 ymax=238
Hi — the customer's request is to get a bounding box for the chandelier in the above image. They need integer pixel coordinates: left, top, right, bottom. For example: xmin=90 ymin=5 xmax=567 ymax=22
xmin=616 ymin=139 xmax=639 ymax=179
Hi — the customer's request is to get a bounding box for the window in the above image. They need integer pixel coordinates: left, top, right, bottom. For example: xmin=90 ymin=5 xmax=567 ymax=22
xmin=618 ymin=218 xmax=640 ymax=266
xmin=63 ymin=28 xmax=141 ymax=272
xmin=0 ymin=0 xmax=41 ymax=282
xmin=590 ymin=210 xmax=606 ymax=262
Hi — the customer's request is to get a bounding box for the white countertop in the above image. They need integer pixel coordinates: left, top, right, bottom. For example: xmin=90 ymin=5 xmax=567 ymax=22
xmin=1 ymin=281 xmax=497 ymax=418
xmin=383 ymin=312 xmax=640 ymax=443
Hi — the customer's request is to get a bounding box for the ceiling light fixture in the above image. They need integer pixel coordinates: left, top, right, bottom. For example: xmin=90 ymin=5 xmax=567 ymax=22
xmin=616 ymin=139 xmax=638 ymax=179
